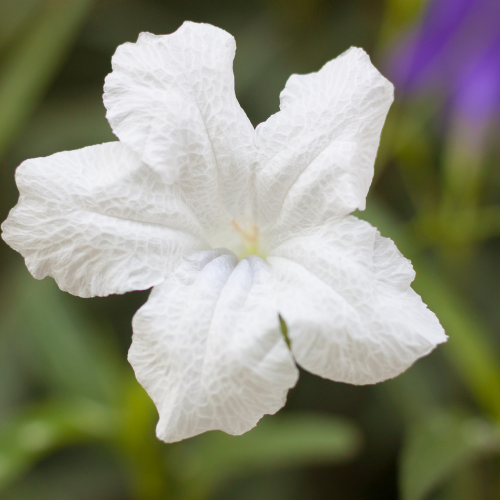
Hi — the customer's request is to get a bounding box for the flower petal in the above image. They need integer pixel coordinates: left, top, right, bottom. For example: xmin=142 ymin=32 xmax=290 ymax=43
xmin=1 ymin=143 xmax=207 ymax=298
xmin=268 ymin=216 xmax=446 ymax=385
xmin=129 ymin=249 xmax=298 ymax=443
xmin=103 ymin=21 xmax=255 ymax=216
xmin=254 ymin=47 xmax=393 ymax=235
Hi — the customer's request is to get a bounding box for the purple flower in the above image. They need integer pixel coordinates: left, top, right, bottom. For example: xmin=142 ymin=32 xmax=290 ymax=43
xmin=389 ymin=0 xmax=500 ymax=127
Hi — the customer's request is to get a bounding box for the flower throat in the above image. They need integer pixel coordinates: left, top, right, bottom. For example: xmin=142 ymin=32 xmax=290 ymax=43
xmin=231 ymin=219 xmax=261 ymax=259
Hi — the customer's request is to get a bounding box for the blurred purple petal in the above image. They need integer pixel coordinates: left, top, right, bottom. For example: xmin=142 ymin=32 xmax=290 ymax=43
xmin=388 ymin=0 xmax=500 ymax=125
xmin=454 ymin=32 xmax=500 ymax=125
xmin=391 ymin=0 xmax=474 ymax=90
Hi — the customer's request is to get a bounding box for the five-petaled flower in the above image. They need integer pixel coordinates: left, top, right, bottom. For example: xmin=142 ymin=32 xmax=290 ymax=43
xmin=1 ymin=22 xmax=446 ymax=443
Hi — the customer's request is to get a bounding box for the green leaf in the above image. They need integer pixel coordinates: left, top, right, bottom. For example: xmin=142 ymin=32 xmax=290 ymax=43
xmin=201 ymin=412 xmax=361 ymax=470
xmin=0 ymin=398 xmax=116 ymax=490
xmin=400 ymin=410 xmax=500 ymax=500
xmin=0 ymin=0 xmax=96 ymax=158
xmin=0 ymin=0 xmax=43 ymax=52
xmin=1 ymin=263 xmax=124 ymax=403
xmin=172 ymin=412 xmax=361 ymax=499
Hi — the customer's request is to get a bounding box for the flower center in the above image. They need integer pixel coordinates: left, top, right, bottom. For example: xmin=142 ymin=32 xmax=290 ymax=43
xmin=231 ymin=218 xmax=261 ymax=259
xmin=209 ymin=216 xmax=267 ymax=259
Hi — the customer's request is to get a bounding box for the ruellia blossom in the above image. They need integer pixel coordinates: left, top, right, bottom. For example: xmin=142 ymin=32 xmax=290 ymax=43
xmin=1 ymin=22 xmax=446 ymax=443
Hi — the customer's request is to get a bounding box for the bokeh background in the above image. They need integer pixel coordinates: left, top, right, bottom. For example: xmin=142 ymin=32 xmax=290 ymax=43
xmin=1 ymin=0 xmax=500 ymax=499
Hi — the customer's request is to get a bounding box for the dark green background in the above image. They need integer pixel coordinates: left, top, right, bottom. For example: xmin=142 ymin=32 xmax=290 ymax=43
xmin=1 ymin=1 xmax=499 ymax=499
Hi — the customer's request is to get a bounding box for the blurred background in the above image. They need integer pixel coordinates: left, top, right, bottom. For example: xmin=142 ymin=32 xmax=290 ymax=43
xmin=1 ymin=0 xmax=500 ymax=498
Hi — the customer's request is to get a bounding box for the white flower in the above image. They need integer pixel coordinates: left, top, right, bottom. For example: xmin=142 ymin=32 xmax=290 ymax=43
xmin=1 ymin=22 xmax=446 ymax=443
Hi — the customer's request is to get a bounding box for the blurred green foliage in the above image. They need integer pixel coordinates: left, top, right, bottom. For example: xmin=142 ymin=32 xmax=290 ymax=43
xmin=1 ymin=0 xmax=500 ymax=499
xmin=400 ymin=409 xmax=500 ymax=500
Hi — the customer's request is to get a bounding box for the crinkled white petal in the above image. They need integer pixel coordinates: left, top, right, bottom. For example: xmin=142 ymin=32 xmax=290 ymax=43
xmin=268 ymin=216 xmax=446 ymax=385
xmin=129 ymin=249 xmax=298 ymax=443
xmin=104 ymin=21 xmax=256 ymax=218
xmin=254 ymin=47 xmax=394 ymax=236
xmin=1 ymin=143 xmax=207 ymax=298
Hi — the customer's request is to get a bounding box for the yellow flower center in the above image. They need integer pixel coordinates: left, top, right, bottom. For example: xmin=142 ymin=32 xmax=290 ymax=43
xmin=231 ymin=218 xmax=262 ymax=259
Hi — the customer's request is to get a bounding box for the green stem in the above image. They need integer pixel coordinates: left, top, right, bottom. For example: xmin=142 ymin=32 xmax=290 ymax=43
xmin=116 ymin=380 xmax=170 ymax=500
